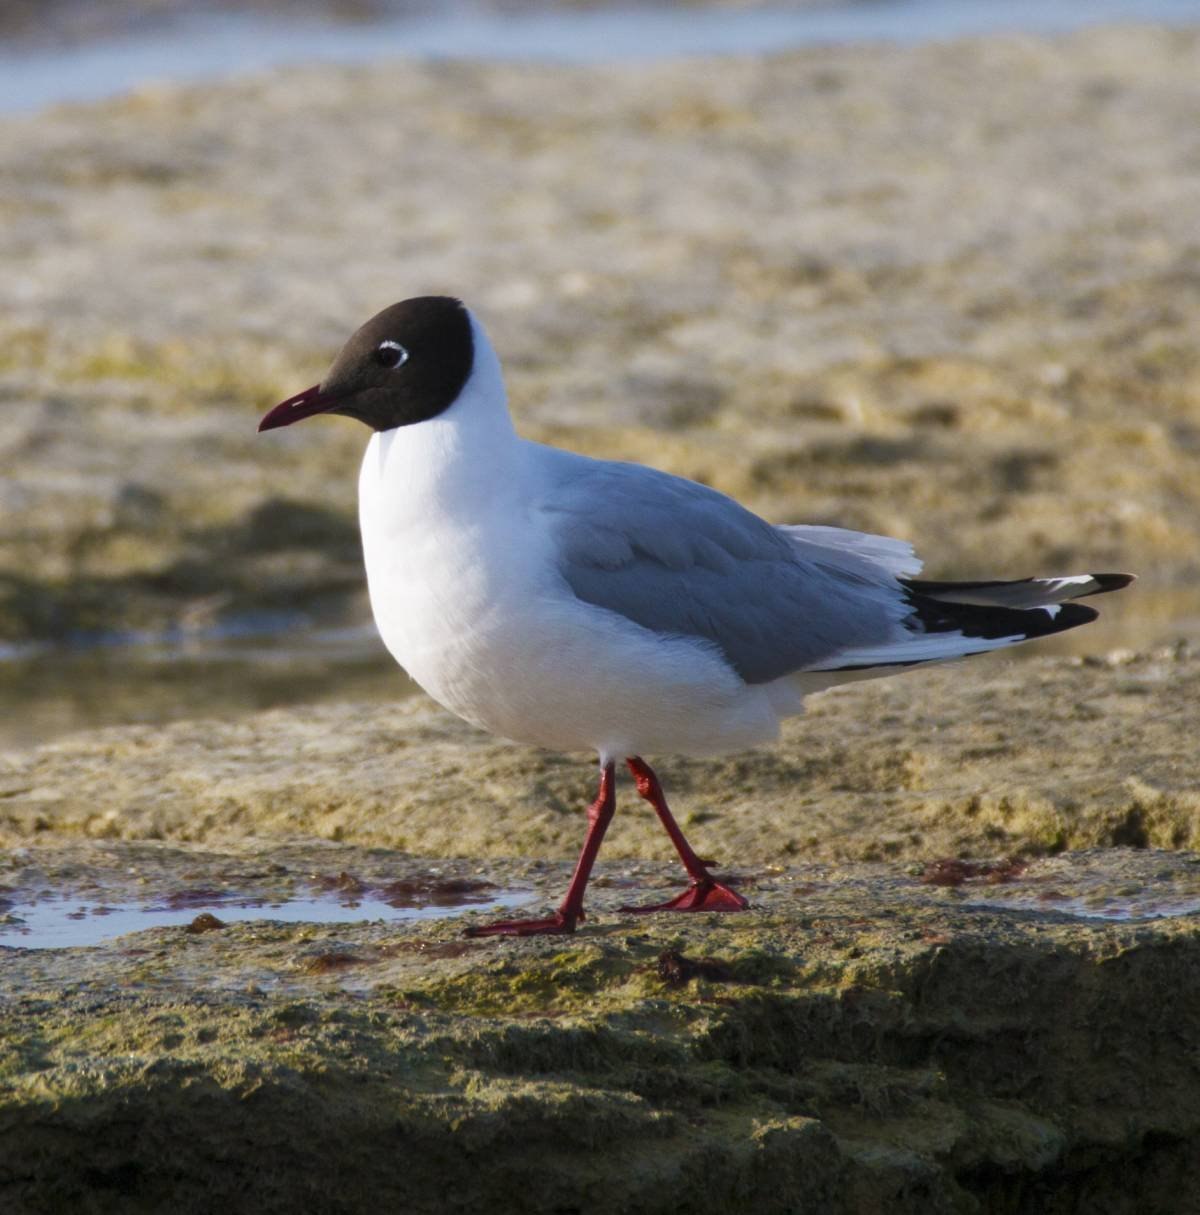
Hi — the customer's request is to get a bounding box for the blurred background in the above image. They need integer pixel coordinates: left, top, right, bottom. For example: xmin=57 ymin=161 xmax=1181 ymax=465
xmin=1 ymin=0 xmax=1198 ymax=747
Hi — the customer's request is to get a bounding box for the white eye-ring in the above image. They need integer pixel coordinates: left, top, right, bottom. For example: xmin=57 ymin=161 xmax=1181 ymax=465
xmin=373 ymin=340 xmax=409 ymax=369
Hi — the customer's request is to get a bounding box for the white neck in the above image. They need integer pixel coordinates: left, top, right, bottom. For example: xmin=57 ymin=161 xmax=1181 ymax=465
xmin=359 ymin=310 xmax=521 ymax=522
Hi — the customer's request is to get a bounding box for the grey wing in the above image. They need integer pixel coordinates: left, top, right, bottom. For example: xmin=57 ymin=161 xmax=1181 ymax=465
xmin=538 ymin=452 xmax=911 ymax=684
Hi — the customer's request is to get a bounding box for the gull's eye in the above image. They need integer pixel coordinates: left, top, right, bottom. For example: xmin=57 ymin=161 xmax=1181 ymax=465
xmin=372 ymin=340 xmax=409 ymax=369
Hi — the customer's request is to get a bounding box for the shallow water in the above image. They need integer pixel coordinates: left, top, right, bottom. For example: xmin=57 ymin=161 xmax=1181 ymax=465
xmin=0 ymin=884 xmax=531 ymax=949
xmin=0 ymin=619 xmax=414 ymax=751
xmin=0 ymin=0 xmax=1197 ymax=113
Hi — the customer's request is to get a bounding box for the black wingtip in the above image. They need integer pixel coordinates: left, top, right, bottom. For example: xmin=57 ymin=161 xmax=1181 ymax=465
xmin=1090 ymin=572 xmax=1136 ymax=594
xmin=904 ymin=593 xmax=1100 ymax=643
xmin=1009 ymin=600 xmax=1099 ymax=639
xmin=1059 ymin=602 xmax=1100 ymax=628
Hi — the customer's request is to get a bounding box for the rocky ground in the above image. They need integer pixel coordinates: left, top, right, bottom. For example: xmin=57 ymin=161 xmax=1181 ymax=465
xmin=4 ymin=648 xmax=1200 ymax=1212
xmin=4 ymin=648 xmax=1197 ymax=863
xmin=2 ymin=20 xmax=1200 ymax=1215
xmin=4 ymin=841 xmax=1200 ymax=1214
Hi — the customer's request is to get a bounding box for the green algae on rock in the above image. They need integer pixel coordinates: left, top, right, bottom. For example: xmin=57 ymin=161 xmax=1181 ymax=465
xmin=2 ymin=637 xmax=1198 ymax=1212
xmin=2 ymin=840 xmax=1200 ymax=1213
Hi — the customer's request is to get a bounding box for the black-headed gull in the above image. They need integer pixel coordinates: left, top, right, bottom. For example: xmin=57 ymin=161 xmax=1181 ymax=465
xmin=260 ymin=297 xmax=1133 ymax=936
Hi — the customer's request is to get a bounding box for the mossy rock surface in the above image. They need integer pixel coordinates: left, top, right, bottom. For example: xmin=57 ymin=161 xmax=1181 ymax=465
xmin=3 ymin=643 xmax=1200 ymax=1212
xmin=3 ymin=840 xmax=1200 ymax=1214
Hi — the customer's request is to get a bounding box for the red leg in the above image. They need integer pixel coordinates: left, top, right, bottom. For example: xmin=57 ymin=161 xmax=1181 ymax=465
xmin=619 ymin=757 xmax=748 ymax=914
xmin=465 ymin=762 xmax=616 ymax=937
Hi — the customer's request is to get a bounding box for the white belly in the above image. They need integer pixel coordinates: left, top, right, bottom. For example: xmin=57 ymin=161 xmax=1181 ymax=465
xmin=358 ymin=441 xmax=785 ymax=760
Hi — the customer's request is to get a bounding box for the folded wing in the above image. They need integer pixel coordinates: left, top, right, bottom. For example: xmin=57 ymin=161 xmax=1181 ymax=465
xmin=540 ymin=450 xmax=1131 ymax=685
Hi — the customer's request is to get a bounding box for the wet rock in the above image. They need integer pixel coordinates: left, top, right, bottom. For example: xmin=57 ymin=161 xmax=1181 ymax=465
xmin=1 ymin=642 xmax=1199 ymax=1209
xmin=2 ymin=840 xmax=1200 ymax=1213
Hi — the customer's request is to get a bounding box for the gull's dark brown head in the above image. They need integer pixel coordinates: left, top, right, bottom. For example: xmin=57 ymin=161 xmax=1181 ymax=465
xmin=259 ymin=296 xmax=474 ymax=433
